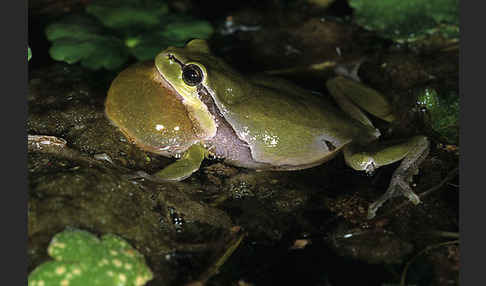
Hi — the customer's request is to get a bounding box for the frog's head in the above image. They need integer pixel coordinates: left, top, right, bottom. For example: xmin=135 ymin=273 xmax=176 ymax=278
xmin=106 ymin=40 xmax=231 ymax=157
xmin=154 ymin=39 xmax=225 ymax=144
xmin=155 ymin=39 xmax=211 ymax=104
xmin=156 ymin=39 xmax=248 ymax=113
xmin=106 ymin=40 xmax=248 ymax=157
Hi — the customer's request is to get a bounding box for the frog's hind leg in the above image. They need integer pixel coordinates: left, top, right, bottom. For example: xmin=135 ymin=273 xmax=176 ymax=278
xmin=326 ymin=76 xmax=396 ymax=126
xmin=342 ymin=135 xmax=430 ymax=219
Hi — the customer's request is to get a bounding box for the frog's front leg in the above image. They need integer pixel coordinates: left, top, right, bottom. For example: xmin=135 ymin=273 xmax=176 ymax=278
xmin=342 ymin=136 xmax=430 ymax=219
xmin=153 ymin=143 xmax=209 ymax=181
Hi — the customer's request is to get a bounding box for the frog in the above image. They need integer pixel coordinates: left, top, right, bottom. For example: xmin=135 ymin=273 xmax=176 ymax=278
xmin=105 ymin=39 xmax=429 ymax=219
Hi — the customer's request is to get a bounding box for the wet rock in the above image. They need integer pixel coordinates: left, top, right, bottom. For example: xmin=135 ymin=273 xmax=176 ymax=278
xmin=202 ymin=163 xmax=239 ymax=186
xmin=28 ymin=152 xmax=175 ymax=270
xmin=28 ymin=64 xmax=170 ymax=171
xmin=214 ymin=15 xmax=386 ymax=75
xmin=327 ymin=223 xmax=414 ymax=264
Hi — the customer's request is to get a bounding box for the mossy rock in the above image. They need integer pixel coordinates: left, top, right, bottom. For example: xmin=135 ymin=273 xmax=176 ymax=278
xmin=349 ymin=0 xmax=459 ymax=43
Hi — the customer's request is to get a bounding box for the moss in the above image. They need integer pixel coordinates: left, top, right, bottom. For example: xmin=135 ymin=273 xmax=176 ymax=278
xmin=416 ymin=87 xmax=459 ymax=144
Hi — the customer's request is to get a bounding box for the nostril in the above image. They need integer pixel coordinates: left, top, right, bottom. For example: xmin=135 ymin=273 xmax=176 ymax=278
xmin=167 ymin=54 xmax=185 ymax=67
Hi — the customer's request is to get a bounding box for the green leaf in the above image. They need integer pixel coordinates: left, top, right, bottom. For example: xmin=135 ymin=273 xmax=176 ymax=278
xmin=49 ymin=38 xmax=98 ymax=64
xmin=28 ymin=229 xmax=153 ymax=286
xmin=86 ymin=0 xmax=168 ymax=29
xmin=44 ymin=1 xmax=213 ymax=70
xmin=161 ymin=21 xmax=214 ymax=43
xmin=45 ymin=15 xmax=105 ymax=41
xmin=127 ymin=32 xmax=174 ymax=61
xmin=28 ymin=46 xmax=32 ymax=61
xmin=46 ymin=14 xmax=130 ymax=70
xmin=80 ymin=37 xmax=130 ymax=70
xmin=127 ymin=19 xmax=213 ymax=61
xmin=47 ymin=228 xmax=101 ymax=261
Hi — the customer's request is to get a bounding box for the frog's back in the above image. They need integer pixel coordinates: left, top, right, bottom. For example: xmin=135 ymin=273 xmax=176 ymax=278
xmin=211 ymin=75 xmax=377 ymax=168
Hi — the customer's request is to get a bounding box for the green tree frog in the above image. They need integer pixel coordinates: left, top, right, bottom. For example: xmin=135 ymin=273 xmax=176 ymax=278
xmin=105 ymin=39 xmax=429 ymax=219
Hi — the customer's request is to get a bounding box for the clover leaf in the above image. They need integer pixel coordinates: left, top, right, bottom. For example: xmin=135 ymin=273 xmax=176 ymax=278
xmin=45 ymin=0 xmax=214 ymax=70
xmin=28 ymin=228 xmax=153 ymax=286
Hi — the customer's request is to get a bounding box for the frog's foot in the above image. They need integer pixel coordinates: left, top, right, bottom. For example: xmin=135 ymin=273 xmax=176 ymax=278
xmin=153 ymin=143 xmax=208 ymax=181
xmin=122 ymin=144 xmax=209 ymax=183
xmin=367 ymin=136 xmax=430 ymax=219
xmin=367 ymin=174 xmax=421 ymax=219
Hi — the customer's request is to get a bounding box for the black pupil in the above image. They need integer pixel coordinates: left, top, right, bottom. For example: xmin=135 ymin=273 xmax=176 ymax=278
xmin=182 ymin=65 xmax=203 ymax=86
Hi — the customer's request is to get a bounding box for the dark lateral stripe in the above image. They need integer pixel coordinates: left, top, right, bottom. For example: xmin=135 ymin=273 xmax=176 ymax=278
xmin=324 ymin=140 xmax=336 ymax=151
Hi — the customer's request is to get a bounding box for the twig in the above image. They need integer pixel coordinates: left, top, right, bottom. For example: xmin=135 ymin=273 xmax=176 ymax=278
xmin=426 ymin=231 xmax=459 ymax=239
xmin=420 ymin=167 xmax=459 ymax=198
xmin=195 ymin=229 xmax=246 ymax=284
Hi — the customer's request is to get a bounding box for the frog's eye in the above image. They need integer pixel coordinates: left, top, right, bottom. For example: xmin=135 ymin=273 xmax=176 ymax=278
xmin=182 ymin=64 xmax=203 ymax=86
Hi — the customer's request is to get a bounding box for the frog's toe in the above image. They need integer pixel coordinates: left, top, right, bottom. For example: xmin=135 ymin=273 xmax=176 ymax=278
xmin=367 ymin=175 xmax=421 ymax=219
xmin=364 ymin=161 xmax=377 ymax=175
xmin=396 ymin=178 xmax=421 ymax=205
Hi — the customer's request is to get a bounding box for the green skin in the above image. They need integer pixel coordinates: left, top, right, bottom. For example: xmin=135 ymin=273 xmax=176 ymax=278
xmin=105 ymin=39 xmax=429 ymax=219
